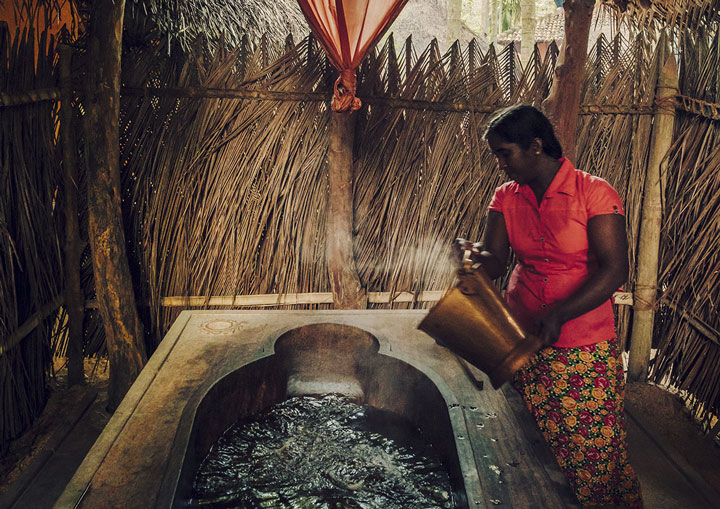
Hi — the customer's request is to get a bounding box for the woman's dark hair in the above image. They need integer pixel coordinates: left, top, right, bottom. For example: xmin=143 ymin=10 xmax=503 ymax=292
xmin=483 ymin=104 xmax=563 ymax=159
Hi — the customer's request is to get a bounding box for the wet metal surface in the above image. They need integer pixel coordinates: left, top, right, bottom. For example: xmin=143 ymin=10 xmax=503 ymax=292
xmin=192 ymin=394 xmax=454 ymax=508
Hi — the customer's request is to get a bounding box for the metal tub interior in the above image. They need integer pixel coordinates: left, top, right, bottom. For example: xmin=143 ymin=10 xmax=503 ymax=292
xmin=169 ymin=322 xmax=470 ymax=507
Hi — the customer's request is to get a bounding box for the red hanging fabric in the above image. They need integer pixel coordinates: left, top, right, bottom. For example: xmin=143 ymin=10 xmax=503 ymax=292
xmin=297 ymin=0 xmax=409 ymax=111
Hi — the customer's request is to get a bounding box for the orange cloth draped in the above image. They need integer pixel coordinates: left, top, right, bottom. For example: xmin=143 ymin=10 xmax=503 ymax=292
xmin=297 ymin=0 xmax=409 ymax=111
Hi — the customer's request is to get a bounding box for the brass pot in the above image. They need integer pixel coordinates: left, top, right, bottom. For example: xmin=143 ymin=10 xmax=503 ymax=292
xmin=418 ymin=266 xmax=542 ymax=389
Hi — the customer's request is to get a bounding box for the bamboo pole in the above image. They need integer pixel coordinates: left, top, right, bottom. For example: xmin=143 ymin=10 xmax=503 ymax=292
xmin=628 ymin=52 xmax=679 ymax=382
xmin=84 ymin=0 xmax=147 ymax=409
xmin=326 ymin=111 xmax=366 ymax=309
xmin=150 ymin=291 xmax=632 ymax=308
xmin=59 ymin=44 xmax=85 ymax=386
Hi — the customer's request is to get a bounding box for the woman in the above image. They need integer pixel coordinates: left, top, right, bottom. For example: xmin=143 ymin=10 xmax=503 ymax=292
xmin=457 ymin=104 xmax=643 ymax=507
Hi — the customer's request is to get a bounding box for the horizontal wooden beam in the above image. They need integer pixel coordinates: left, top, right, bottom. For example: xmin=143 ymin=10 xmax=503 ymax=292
xmin=137 ymin=290 xmax=633 ymax=308
xmin=676 ymin=94 xmax=720 ymax=122
xmin=121 ymin=86 xmax=328 ymax=103
xmin=121 ymin=86 xmax=497 ymax=112
xmin=161 ymin=292 xmax=334 ymax=307
xmin=121 ymin=86 xmax=660 ymax=115
xmin=580 ymin=104 xmax=654 ymax=115
xmin=5 ymin=87 xmax=720 ymax=123
xmin=1 ymin=294 xmax=64 ymax=356
xmin=0 ymin=88 xmax=61 ymax=107
xmin=158 ymin=291 xmax=447 ymax=307
xmin=13 ymin=86 xmax=719 ymax=122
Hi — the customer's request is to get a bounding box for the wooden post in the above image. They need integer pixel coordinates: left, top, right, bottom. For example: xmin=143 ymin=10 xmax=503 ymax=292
xmin=542 ymin=0 xmax=594 ymax=163
xmin=326 ymin=111 xmax=366 ymax=309
xmin=85 ymin=0 xmax=147 ymax=409
xmin=628 ymin=53 xmax=678 ymax=382
xmin=59 ymin=44 xmax=85 ymax=386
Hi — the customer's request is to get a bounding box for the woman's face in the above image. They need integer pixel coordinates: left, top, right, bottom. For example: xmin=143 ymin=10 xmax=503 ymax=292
xmin=486 ymin=132 xmax=538 ymax=185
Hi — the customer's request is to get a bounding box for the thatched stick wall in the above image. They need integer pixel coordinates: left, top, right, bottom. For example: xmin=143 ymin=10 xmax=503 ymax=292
xmin=115 ymin=31 xmax=720 ymax=431
xmin=651 ymin=28 xmax=720 ymax=430
xmin=0 ymin=26 xmax=63 ymax=454
xmin=117 ymin=35 xmax=642 ymax=339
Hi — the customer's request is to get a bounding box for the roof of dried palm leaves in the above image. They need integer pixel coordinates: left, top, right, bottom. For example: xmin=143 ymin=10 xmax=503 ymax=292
xmin=125 ymin=0 xmax=309 ymax=52
xmin=603 ymin=0 xmax=720 ymax=27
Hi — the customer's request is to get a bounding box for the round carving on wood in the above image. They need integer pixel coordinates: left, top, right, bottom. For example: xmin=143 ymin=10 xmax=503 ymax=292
xmin=199 ymin=319 xmax=246 ymax=335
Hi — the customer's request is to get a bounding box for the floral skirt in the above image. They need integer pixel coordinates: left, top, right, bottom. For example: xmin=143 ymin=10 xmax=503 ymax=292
xmin=513 ymin=338 xmax=643 ymax=507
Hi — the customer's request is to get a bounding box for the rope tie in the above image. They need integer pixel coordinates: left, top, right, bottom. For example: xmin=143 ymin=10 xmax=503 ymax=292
xmin=654 ymin=94 xmax=679 ymax=113
xmin=677 ymin=95 xmax=720 ymax=121
xmin=633 ymin=284 xmax=660 ymax=311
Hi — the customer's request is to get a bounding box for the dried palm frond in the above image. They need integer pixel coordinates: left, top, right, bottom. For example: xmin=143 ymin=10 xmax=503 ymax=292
xmin=0 ymin=24 xmax=63 ymax=454
xmin=125 ymin=0 xmax=308 ymax=54
xmin=650 ymin=27 xmax=720 ymax=430
xmin=602 ymin=0 xmax=720 ymax=31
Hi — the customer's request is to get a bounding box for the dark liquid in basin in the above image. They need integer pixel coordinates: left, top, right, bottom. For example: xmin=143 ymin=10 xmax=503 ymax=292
xmin=192 ymin=394 xmax=455 ymax=508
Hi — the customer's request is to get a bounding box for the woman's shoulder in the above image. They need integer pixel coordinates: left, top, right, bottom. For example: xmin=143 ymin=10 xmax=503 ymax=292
xmin=573 ymin=167 xmax=624 ymax=213
xmin=489 ymin=180 xmax=521 ymax=212
xmin=573 ymin=168 xmax=618 ymax=195
xmin=494 ymin=179 xmax=521 ymax=196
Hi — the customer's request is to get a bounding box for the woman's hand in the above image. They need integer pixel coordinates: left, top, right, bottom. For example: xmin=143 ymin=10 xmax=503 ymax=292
xmin=535 ymin=308 xmax=567 ymax=347
xmin=456 ymin=212 xmax=511 ymax=280
xmin=452 ymin=238 xmax=470 ymax=264
xmin=452 ymin=238 xmax=482 ymax=268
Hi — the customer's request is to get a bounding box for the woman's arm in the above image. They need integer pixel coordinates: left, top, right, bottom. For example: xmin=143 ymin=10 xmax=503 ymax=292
xmin=473 ymin=211 xmax=511 ymax=279
xmin=536 ymin=213 xmax=629 ymax=346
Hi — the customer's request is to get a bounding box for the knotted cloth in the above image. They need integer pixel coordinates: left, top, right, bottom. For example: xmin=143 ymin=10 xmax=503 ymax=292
xmin=296 ymin=0 xmax=409 ymax=112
